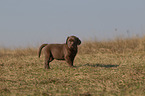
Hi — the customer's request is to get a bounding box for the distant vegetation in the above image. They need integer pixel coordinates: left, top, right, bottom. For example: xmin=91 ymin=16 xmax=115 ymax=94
xmin=79 ymin=36 xmax=145 ymax=54
xmin=0 ymin=36 xmax=145 ymax=95
xmin=0 ymin=36 xmax=145 ymax=56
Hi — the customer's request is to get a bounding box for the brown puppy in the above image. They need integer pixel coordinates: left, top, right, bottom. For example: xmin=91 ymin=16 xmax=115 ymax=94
xmin=38 ymin=36 xmax=81 ymax=69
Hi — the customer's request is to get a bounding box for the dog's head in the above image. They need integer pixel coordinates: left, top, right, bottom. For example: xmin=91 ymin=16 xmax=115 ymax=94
xmin=66 ymin=36 xmax=81 ymax=49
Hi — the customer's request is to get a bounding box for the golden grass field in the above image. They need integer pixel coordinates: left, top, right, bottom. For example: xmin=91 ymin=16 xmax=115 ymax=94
xmin=0 ymin=36 xmax=145 ymax=96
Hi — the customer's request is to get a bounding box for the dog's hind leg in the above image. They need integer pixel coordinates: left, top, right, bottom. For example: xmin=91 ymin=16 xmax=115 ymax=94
xmin=45 ymin=58 xmax=50 ymax=69
xmin=44 ymin=52 xmax=54 ymax=69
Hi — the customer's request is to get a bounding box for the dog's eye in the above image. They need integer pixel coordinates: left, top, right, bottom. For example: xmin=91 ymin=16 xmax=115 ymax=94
xmin=69 ymin=40 xmax=74 ymax=42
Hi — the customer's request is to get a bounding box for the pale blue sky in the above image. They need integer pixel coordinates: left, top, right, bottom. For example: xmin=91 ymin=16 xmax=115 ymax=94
xmin=0 ymin=0 xmax=145 ymax=48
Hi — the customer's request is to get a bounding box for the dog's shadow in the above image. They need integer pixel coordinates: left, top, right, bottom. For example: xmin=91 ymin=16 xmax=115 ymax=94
xmin=78 ymin=63 xmax=119 ymax=68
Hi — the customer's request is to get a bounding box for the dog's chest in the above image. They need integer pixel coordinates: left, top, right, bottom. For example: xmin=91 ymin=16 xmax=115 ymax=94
xmin=67 ymin=49 xmax=77 ymax=58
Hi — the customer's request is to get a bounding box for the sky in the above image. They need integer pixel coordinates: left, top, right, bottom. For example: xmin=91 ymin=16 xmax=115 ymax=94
xmin=0 ymin=0 xmax=145 ymax=48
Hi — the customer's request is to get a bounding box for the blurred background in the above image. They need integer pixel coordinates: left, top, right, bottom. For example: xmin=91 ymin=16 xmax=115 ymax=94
xmin=0 ymin=0 xmax=145 ymax=48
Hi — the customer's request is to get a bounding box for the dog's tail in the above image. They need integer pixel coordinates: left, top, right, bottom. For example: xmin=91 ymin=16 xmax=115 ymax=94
xmin=38 ymin=44 xmax=48 ymax=58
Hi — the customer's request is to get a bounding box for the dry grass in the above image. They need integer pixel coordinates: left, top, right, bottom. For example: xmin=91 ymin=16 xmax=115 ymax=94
xmin=79 ymin=36 xmax=145 ymax=54
xmin=0 ymin=36 xmax=145 ymax=96
xmin=0 ymin=47 xmax=37 ymax=57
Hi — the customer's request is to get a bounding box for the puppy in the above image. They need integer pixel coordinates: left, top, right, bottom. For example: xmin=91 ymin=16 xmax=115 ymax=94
xmin=38 ymin=36 xmax=81 ymax=69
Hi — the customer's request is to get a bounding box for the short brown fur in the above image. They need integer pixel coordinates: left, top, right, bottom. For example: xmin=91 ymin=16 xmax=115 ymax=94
xmin=38 ymin=36 xmax=81 ymax=69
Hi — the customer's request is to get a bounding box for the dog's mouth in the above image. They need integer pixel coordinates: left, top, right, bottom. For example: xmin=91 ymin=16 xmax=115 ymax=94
xmin=69 ymin=45 xmax=77 ymax=50
xmin=69 ymin=46 xmax=73 ymax=49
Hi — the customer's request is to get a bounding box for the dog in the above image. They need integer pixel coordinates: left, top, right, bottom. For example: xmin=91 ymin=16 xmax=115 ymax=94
xmin=38 ymin=36 xmax=81 ymax=69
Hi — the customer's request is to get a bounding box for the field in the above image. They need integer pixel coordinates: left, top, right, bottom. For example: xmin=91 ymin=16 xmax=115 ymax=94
xmin=0 ymin=36 xmax=145 ymax=96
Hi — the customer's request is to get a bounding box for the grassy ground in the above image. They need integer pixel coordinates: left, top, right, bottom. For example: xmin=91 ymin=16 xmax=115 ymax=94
xmin=0 ymin=36 xmax=145 ymax=96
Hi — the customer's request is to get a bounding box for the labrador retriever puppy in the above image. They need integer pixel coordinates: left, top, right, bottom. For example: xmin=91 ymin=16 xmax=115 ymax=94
xmin=38 ymin=36 xmax=81 ymax=69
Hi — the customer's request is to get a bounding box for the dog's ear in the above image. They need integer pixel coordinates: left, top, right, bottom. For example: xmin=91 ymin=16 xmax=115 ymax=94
xmin=66 ymin=36 xmax=70 ymax=44
xmin=77 ymin=37 xmax=81 ymax=45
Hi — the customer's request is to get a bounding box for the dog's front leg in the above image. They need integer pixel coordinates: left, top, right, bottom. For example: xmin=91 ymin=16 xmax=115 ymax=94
xmin=65 ymin=56 xmax=74 ymax=67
